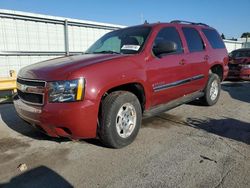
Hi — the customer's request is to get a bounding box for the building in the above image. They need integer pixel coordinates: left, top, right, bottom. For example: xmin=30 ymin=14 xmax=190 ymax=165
xmin=223 ymin=40 xmax=243 ymax=53
xmin=237 ymin=37 xmax=250 ymax=48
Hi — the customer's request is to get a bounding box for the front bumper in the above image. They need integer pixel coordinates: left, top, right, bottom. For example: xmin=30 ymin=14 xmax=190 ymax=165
xmin=13 ymin=94 xmax=98 ymax=139
xmin=240 ymin=68 xmax=250 ymax=80
xmin=227 ymin=69 xmax=241 ymax=80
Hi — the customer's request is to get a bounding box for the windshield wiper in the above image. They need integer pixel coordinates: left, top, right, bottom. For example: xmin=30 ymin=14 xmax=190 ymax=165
xmin=93 ymin=51 xmax=121 ymax=54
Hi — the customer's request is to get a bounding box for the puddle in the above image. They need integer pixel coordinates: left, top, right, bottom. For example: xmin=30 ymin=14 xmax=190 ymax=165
xmin=157 ymin=114 xmax=187 ymax=125
xmin=0 ymin=138 xmax=30 ymax=153
xmin=21 ymin=147 xmax=71 ymax=168
xmin=142 ymin=113 xmax=185 ymax=129
xmin=0 ymin=153 xmax=17 ymax=163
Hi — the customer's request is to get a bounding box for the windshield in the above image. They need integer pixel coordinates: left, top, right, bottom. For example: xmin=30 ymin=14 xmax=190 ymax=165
xmin=232 ymin=51 xmax=250 ymax=58
xmin=86 ymin=26 xmax=151 ymax=54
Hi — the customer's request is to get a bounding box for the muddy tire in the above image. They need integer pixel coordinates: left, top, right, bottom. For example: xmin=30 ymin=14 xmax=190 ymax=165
xmin=99 ymin=91 xmax=142 ymax=148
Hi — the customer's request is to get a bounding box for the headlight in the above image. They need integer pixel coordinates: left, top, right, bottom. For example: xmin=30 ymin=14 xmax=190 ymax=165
xmin=48 ymin=78 xmax=85 ymax=102
xmin=240 ymin=64 xmax=250 ymax=69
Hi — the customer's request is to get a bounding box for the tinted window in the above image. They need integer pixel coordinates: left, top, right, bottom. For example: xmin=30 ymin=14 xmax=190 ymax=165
xmin=202 ymin=29 xmax=225 ymax=49
xmin=154 ymin=27 xmax=183 ymax=54
xmin=182 ymin=27 xmax=204 ymax=52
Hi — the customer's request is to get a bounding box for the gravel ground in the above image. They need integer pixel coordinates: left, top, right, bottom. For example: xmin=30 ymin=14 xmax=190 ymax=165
xmin=0 ymin=81 xmax=249 ymax=188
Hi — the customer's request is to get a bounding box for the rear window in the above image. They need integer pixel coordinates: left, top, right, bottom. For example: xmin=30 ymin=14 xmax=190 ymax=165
xmin=182 ymin=27 xmax=205 ymax=52
xmin=202 ymin=29 xmax=225 ymax=49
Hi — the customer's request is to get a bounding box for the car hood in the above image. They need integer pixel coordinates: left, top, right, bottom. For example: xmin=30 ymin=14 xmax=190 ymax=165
xmin=231 ymin=57 xmax=250 ymax=64
xmin=18 ymin=54 xmax=127 ymax=80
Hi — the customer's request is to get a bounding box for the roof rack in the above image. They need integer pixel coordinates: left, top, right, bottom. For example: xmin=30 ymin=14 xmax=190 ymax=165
xmin=170 ymin=20 xmax=209 ymax=27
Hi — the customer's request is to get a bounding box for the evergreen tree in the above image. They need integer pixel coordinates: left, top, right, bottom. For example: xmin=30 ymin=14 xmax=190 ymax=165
xmin=241 ymin=32 xmax=250 ymax=38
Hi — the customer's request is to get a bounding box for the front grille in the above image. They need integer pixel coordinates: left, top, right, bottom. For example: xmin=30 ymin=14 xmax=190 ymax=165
xmin=17 ymin=90 xmax=43 ymax=104
xmin=17 ymin=78 xmax=46 ymax=105
xmin=228 ymin=63 xmax=240 ymax=70
xmin=17 ymin=78 xmax=45 ymax=87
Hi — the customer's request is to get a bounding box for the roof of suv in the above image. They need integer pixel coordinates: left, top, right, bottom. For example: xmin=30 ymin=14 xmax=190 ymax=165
xmin=130 ymin=20 xmax=212 ymax=30
xmin=169 ymin=20 xmax=210 ymax=27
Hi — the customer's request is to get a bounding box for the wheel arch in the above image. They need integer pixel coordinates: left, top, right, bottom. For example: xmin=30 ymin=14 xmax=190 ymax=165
xmin=100 ymin=82 xmax=147 ymax=112
xmin=210 ymin=64 xmax=223 ymax=81
xmin=95 ymin=81 xmax=147 ymax=138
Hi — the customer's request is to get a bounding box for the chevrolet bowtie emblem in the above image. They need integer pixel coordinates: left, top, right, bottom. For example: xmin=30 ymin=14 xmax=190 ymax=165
xmin=17 ymin=83 xmax=44 ymax=94
xmin=17 ymin=83 xmax=27 ymax=92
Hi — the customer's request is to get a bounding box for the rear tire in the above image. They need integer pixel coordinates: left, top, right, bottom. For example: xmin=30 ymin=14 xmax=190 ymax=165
xmin=99 ymin=91 xmax=142 ymax=148
xmin=201 ymin=73 xmax=221 ymax=106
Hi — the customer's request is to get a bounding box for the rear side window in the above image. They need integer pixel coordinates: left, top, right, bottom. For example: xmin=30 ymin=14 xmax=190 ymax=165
xmin=202 ymin=29 xmax=225 ymax=49
xmin=182 ymin=27 xmax=205 ymax=52
xmin=154 ymin=27 xmax=183 ymax=54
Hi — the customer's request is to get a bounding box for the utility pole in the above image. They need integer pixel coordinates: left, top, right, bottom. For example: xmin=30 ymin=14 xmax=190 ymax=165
xmin=64 ymin=19 xmax=69 ymax=56
xmin=246 ymin=35 xmax=248 ymax=48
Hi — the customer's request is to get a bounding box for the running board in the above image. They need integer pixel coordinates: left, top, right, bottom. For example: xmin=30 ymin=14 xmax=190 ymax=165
xmin=143 ymin=91 xmax=204 ymax=118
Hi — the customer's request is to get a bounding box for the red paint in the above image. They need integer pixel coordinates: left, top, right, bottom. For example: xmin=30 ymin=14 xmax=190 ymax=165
xmin=228 ymin=48 xmax=250 ymax=80
xmin=240 ymin=67 xmax=250 ymax=80
xmin=14 ymin=22 xmax=228 ymax=139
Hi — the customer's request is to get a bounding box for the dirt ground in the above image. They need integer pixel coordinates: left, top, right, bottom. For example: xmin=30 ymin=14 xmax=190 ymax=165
xmin=0 ymin=81 xmax=249 ymax=188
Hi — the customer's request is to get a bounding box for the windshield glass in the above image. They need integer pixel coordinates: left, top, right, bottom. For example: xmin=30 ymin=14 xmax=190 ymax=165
xmin=233 ymin=51 xmax=250 ymax=58
xmin=86 ymin=26 xmax=151 ymax=54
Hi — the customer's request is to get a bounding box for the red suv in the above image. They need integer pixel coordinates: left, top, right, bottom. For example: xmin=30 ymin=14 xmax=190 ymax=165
xmin=228 ymin=48 xmax=250 ymax=80
xmin=13 ymin=20 xmax=228 ymax=148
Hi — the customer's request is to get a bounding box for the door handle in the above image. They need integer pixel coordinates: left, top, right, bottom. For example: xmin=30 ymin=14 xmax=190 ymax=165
xmin=204 ymin=55 xmax=209 ymax=61
xmin=179 ymin=59 xmax=186 ymax=65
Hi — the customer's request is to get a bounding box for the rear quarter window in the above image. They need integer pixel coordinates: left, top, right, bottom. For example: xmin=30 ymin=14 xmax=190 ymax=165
xmin=202 ymin=29 xmax=225 ymax=49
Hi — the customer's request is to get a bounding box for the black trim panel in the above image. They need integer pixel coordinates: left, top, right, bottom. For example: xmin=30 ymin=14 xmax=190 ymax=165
xmin=153 ymin=74 xmax=204 ymax=92
xmin=143 ymin=91 xmax=204 ymax=117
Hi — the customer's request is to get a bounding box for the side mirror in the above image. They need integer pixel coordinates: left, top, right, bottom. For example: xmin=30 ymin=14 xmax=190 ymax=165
xmin=153 ymin=41 xmax=177 ymax=56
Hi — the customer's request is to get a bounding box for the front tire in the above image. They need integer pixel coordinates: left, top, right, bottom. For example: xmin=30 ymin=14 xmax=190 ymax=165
xmin=99 ymin=91 xmax=142 ymax=148
xmin=202 ymin=73 xmax=221 ymax=106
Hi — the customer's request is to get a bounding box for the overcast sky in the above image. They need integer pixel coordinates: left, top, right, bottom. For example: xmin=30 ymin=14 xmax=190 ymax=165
xmin=0 ymin=0 xmax=249 ymax=38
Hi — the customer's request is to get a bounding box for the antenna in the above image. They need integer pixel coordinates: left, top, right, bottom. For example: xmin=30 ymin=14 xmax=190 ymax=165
xmin=140 ymin=13 xmax=144 ymax=24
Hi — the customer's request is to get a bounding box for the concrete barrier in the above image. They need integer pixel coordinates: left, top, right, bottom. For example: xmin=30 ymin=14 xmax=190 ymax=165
xmin=0 ymin=70 xmax=17 ymax=92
